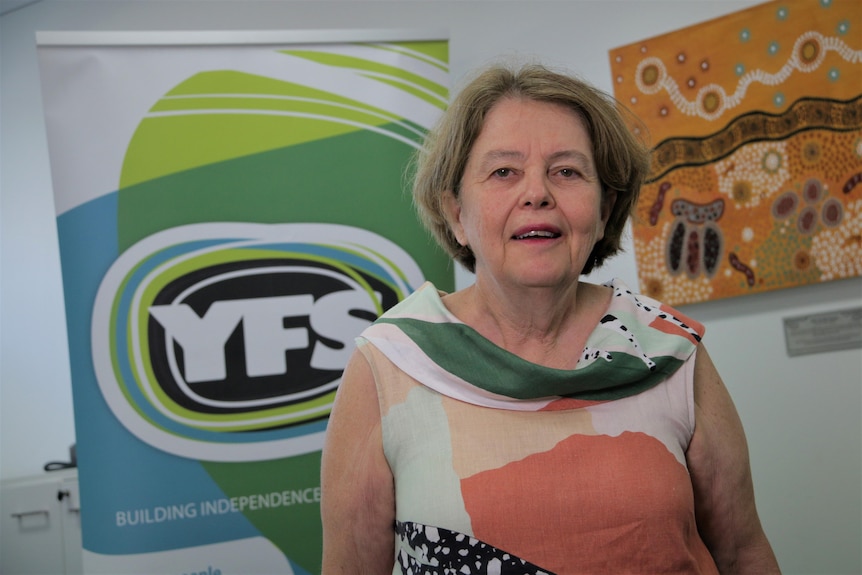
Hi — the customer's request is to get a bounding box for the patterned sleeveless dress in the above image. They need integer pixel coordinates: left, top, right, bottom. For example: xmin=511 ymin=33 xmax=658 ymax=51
xmin=356 ymin=280 xmax=719 ymax=575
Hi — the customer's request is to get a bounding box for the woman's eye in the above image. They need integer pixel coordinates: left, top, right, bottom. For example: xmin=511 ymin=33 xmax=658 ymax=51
xmin=493 ymin=168 xmax=512 ymax=178
xmin=558 ymin=168 xmax=579 ymax=178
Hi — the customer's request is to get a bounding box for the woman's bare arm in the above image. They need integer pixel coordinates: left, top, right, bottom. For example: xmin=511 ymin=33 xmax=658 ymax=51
xmin=321 ymin=349 xmax=396 ymax=575
xmin=686 ymin=343 xmax=780 ymax=574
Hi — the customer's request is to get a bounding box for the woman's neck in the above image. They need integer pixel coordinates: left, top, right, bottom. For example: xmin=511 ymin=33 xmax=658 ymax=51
xmin=442 ymin=276 xmax=612 ymax=369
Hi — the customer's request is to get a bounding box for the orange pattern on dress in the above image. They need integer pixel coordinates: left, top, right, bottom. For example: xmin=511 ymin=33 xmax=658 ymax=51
xmin=461 ymin=432 xmax=718 ymax=574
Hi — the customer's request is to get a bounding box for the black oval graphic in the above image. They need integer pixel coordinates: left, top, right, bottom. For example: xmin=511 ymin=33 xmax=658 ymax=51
xmin=148 ymin=258 xmax=399 ymax=421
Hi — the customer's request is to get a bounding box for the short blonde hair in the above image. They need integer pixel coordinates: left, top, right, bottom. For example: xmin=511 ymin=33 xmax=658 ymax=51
xmin=411 ymin=63 xmax=650 ymax=274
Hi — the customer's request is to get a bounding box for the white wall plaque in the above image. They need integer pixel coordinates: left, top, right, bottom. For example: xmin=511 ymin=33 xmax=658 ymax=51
xmin=783 ymin=307 xmax=862 ymax=357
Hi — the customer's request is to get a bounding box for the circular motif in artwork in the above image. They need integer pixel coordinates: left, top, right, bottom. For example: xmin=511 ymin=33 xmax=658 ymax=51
xmin=635 ymin=57 xmax=666 ymax=94
xmin=772 ymin=191 xmax=799 ymax=219
xmin=801 ymin=140 xmax=822 ymax=166
xmin=821 ymin=198 xmax=843 ymax=228
xmin=696 ymin=84 xmax=727 ymax=120
xmin=794 ymin=31 xmax=826 ymax=72
xmin=802 ymin=178 xmax=824 ymax=204
xmin=797 ymin=206 xmax=818 ymax=234
xmin=793 ymin=249 xmax=811 ymax=271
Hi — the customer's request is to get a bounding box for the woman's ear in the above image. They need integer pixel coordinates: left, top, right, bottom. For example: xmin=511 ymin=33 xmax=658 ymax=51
xmin=442 ymin=190 xmax=467 ymax=246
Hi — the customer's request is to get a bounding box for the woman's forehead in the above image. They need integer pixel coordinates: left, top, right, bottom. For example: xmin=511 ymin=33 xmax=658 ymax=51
xmin=469 ymin=98 xmax=593 ymax=158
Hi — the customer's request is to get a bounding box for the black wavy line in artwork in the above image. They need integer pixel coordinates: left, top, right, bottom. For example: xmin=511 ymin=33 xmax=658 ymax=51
xmin=649 ymin=181 xmax=672 ymax=225
xmin=844 ymin=172 xmax=862 ymax=194
xmin=728 ymin=252 xmax=756 ymax=287
xmin=646 ymin=94 xmax=862 ymax=184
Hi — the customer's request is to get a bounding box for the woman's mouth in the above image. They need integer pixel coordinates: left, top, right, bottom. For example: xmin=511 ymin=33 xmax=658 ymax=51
xmin=513 ymin=230 xmax=561 ymax=240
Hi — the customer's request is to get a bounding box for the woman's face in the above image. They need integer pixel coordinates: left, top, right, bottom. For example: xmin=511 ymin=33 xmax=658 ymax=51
xmin=445 ymin=97 xmax=613 ymax=290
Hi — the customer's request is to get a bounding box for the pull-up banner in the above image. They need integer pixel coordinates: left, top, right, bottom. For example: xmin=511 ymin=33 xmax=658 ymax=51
xmin=37 ymin=30 xmax=451 ymax=574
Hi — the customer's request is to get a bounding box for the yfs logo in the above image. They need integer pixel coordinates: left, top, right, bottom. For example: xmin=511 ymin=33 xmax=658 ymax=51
xmin=92 ymin=223 xmax=423 ymax=461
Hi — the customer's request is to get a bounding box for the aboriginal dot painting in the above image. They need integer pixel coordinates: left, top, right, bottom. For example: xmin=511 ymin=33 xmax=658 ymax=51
xmin=609 ymin=0 xmax=861 ymax=306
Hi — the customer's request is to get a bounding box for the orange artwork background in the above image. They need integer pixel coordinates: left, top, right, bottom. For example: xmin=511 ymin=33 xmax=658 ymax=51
xmin=609 ymin=0 xmax=861 ymax=305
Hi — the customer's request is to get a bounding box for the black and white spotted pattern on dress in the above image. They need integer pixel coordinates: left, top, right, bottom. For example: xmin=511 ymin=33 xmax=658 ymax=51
xmin=394 ymin=520 xmax=555 ymax=575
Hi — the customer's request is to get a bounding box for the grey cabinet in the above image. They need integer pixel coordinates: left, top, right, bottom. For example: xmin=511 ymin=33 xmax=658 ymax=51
xmin=0 ymin=469 xmax=82 ymax=575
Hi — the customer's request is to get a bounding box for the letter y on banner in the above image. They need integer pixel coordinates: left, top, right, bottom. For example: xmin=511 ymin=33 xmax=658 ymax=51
xmin=37 ymin=30 xmax=450 ymax=574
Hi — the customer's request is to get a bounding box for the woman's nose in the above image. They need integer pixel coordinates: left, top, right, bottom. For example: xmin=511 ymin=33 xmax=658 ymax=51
xmin=522 ymin=173 xmax=554 ymax=208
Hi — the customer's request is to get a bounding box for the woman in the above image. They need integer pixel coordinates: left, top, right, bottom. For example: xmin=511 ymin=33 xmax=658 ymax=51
xmin=321 ymin=63 xmax=780 ymax=574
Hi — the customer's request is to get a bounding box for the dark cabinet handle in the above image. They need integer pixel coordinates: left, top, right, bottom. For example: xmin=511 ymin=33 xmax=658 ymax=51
xmin=10 ymin=509 xmax=49 ymax=519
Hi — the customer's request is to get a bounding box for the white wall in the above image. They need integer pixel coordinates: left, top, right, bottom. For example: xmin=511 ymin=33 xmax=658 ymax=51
xmin=1 ymin=1 xmax=859 ymax=573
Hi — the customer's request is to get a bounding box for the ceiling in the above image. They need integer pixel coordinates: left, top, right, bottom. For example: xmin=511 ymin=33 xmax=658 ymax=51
xmin=0 ymin=0 xmax=42 ymax=16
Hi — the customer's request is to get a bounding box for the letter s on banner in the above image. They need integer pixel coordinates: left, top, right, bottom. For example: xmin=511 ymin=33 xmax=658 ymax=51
xmin=92 ymin=222 xmax=424 ymax=462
